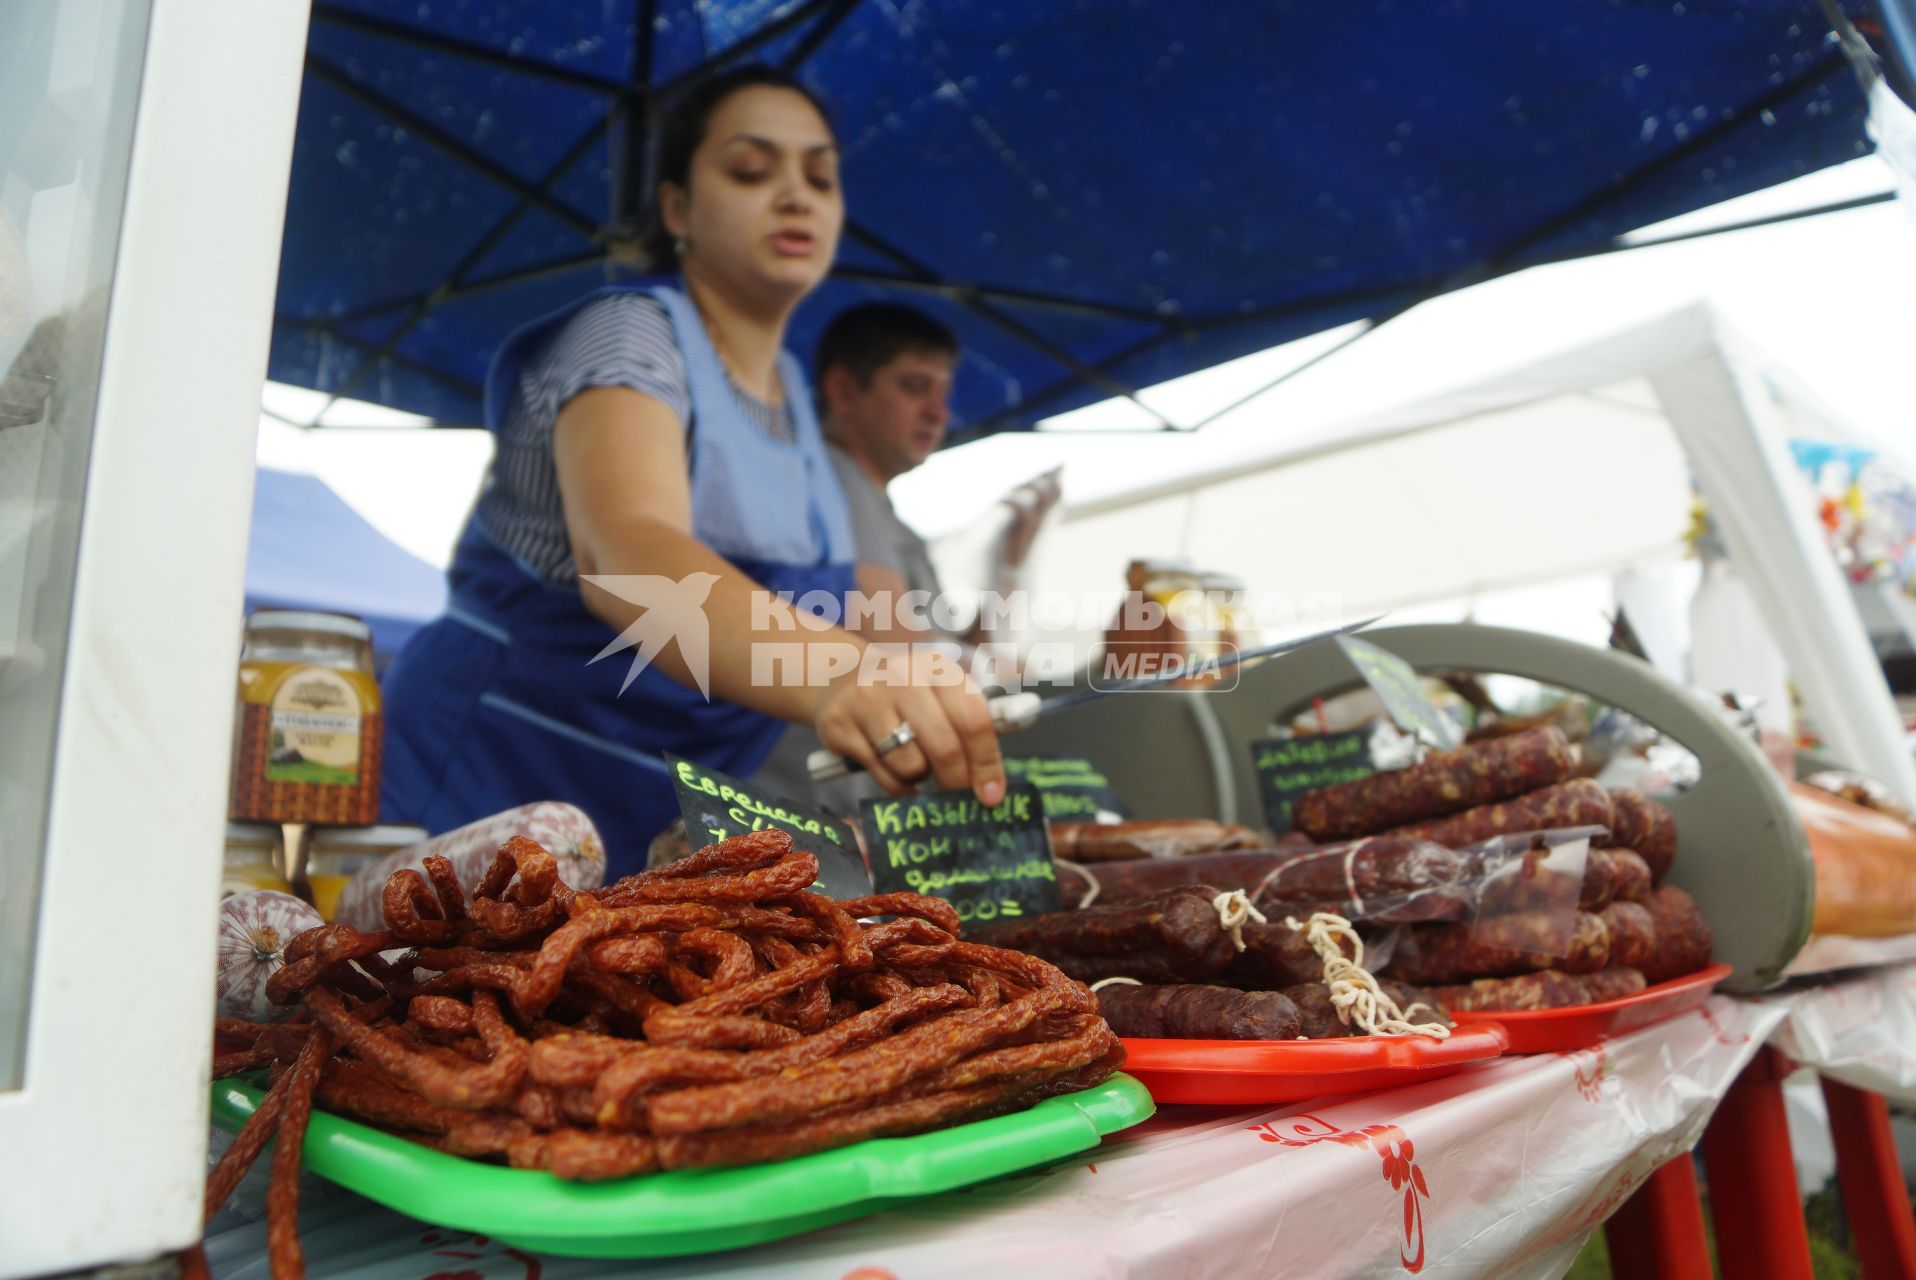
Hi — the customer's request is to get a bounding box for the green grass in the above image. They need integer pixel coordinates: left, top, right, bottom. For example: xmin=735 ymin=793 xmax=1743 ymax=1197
xmin=1566 ymin=1179 xmax=1863 ymax=1279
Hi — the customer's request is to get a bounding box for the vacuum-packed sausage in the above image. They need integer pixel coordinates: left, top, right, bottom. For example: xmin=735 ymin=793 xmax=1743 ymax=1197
xmin=1292 ymin=727 xmax=1574 ymax=840
xmin=1049 ymin=820 xmax=1265 ymax=863
xmin=1252 ymin=839 xmax=1470 ymax=925
xmin=1058 ymin=849 xmax=1306 ymax=910
xmin=1061 ymin=840 xmax=1468 ymax=924
xmin=1384 ymin=910 xmax=1612 ymax=984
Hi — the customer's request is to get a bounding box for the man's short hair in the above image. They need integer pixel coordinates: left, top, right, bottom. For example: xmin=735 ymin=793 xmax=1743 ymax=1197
xmin=814 ymin=302 xmax=959 ymax=387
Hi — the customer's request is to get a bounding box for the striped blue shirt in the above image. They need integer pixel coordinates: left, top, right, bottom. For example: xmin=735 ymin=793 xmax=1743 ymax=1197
xmin=473 ymin=293 xmax=795 ymax=586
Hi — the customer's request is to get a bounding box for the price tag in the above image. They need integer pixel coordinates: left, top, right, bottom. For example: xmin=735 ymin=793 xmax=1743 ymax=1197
xmin=666 ymin=754 xmax=872 ymax=898
xmin=1004 ymin=755 xmax=1130 ymax=822
xmin=1250 ymin=729 xmax=1377 ymax=833
xmin=860 ymin=784 xmax=1058 ymax=927
xmin=1335 ymin=635 xmax=1462 ymax=749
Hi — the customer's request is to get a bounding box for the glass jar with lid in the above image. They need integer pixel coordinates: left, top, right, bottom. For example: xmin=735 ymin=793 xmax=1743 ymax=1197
xmin=228 ymin=610 xmax=383 ymax=827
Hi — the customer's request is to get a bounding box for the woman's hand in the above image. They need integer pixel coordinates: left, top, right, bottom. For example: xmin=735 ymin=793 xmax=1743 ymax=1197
xmin=812 ymin=645 xmax=1006 ymax=804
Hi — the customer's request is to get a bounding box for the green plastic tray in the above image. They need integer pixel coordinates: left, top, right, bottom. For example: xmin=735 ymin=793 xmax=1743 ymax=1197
xmin=210 ymin=1072 xmax=1153 ymax=1258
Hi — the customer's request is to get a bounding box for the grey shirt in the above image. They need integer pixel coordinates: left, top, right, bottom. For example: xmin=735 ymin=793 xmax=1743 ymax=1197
xmin=826 ymin=443 xmax=942 ymax=599
xmin=750 ymin=445 xmax=946 ymax=806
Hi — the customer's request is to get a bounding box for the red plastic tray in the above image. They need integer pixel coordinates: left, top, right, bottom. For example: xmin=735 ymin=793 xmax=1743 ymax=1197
xmin=1450 ymin=963 xmax=1732 ymax=1055
xmin=1118 ymin=1022 xmax=1509 ymax=1105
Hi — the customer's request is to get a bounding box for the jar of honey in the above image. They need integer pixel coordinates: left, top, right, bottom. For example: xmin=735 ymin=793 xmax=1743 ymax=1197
xmin=228 ymin=610 xmax=383 ymax=826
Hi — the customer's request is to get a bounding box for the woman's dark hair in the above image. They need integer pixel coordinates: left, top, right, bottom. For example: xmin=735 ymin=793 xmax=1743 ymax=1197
xmin=643 ymin=64 xmax=834 ymax=271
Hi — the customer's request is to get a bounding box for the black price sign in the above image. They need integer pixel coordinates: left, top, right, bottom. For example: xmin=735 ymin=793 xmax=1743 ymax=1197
xmin=1004 ymin=755 xmax=1130 ymax=822
xmin=1335 ymin=635 xmax=1462 ymax=750
xmin=861 ymin=783 xmax=1059 ymax=927
xmin=1251 ymin=729 xmax=1376 ymax=834
xmin=666 ymin=754 xmax=872 ymax=899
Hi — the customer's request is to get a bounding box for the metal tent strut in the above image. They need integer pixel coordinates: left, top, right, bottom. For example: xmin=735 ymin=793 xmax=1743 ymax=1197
xmin=287 ymin=5 xmax=1883 ymax=435
xmin=968 ymin=47 xmax=1864 ymax=438
xmin=290 ymin=0 xmax=1183 ymax=426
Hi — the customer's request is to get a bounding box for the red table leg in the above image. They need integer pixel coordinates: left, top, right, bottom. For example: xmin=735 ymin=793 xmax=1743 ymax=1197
xmin=1604 ymin=1155 xmax=1713 ymax=1279
xmin=1700 ymin=1046 xmax=1814 ymax=1280
xmin=1822 ymin=1077 xmax=1916 ymax=1280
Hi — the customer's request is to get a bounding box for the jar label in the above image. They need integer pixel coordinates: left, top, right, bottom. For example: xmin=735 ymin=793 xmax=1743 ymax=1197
xmin=266 ymin=669 xmax=363 ymax=785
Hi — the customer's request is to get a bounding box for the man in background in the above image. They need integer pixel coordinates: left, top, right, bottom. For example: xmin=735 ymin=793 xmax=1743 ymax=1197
xmin=815 ymin=301 xmax=1057 ymax=644
xmin=748 ymin=302 xmax=1057 ymax=799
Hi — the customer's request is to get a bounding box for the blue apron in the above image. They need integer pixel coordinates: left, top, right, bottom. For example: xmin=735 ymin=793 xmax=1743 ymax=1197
xmin=380 ymin=283 xmax=856 ymax=879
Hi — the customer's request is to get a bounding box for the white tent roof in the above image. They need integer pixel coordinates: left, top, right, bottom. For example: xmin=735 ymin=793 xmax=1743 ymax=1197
xmin=967 ymin=299 xmax=1916 ymax=804
xmin=901 ymin=156 xmax=1915 ymax=545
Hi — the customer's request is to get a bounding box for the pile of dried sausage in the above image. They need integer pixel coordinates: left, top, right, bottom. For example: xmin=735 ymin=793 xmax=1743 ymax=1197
xmin=996 ymin=726 xmax=1715 ymax=1035
xmin=969 ymin=889 xmax=1453 ymax=1040
xmin=1282 ymin=727 xmax=1710 ymax=1009
xmin=209 ymin=830 xmax=1120 ymax=1278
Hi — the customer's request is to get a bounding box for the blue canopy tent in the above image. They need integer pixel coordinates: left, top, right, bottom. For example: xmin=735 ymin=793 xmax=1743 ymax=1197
xmin=245 ymin=467 xmax=448 ymax=658
xmin=269 ymin=1 xmax=1892 ymax=438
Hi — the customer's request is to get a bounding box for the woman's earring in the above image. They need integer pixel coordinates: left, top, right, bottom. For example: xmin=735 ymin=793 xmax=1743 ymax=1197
xmin=674 ymin=235 xmax=687 ymax=258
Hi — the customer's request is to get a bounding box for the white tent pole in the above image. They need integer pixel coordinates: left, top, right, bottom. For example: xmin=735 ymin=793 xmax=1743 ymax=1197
xmin=1651 ymin=309 xmax=1916 ymax=804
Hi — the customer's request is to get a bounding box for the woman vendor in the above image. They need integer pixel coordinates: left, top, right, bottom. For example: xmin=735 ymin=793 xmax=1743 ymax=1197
xmin=381 ymin=66 xmax=1004 ymax=877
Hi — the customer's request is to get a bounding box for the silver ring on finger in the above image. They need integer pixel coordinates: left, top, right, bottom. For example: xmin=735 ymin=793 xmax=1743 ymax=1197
xmin=874 ymin=722 xmax=917 ymax=755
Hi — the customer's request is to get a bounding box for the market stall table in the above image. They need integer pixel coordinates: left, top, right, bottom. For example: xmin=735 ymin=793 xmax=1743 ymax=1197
xmin=1758 ymin=963 xmax=1916 ymax=1280
xmin=204 ymin=998 xmax=1785 ymax=1280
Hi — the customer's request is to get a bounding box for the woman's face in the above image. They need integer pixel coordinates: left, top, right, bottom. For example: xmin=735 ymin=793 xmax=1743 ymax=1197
xmin=665 ymin=85 xmax=843 ymax=302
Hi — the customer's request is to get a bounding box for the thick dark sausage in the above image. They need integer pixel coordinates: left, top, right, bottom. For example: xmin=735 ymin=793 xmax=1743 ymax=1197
xmin=1058 ymin=848 xmax=1318 ymax=911
xmin=1252 ymin=838 xmax=1470 ymax=925
xmin=1292 ymin=727 xmax=1574 ymax=840
xmin=1607 ymin=850 xmax=1654 ymax=904
xmin=1597 ymin=901 xmax=1657 ymax=971
xmin=1579 ymin=967 xmax=1649 ymax=1003
xmin=1383 ymin=780 xmax=1615 ymax=849
xmin=1096 ymin=983 xmax=1302 ymax=1040
xmin=1281 ymin=983 xmax=1354 ymax=1039
xmin=1640 ymin=886 xmax=1712 ymax=984
xmin=1384 ymin=910 xmax=1612 ymax=984
xmin=1060 ymin=840 xmax=1468 ymax=924
xmin=1579 ymin=849 xmax=1619 ymax=913
xmin=1608 ymin=790 xmax=1677 ymax=882
xmin=1427 ymin=970 xmax=1591 ymax=1012
xmin=1279 ymin=980 xmax=1452 ymax=1035
xmin=1224 ymin=919 xmax=1348 ymax=989
xmin=966 ymin=888 xmax=1235 ymax=983
xmin=1473 ymin=842 xmax=1593 ymax=917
